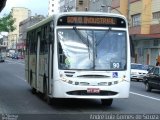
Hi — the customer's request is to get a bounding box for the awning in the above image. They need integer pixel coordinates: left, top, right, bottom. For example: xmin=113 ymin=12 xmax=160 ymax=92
xmin=130 ymin=34 xmax=160 ymax=40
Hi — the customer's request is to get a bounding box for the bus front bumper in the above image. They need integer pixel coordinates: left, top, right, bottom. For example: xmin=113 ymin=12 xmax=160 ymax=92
xmin=52 ymin=80 xmax=130 ymax=99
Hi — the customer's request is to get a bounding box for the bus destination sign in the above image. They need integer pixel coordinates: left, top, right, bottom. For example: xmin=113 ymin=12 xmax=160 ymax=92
xmin=57 ymin=16 xmax=126 ymax=28
xmin=67 ymin=17 xmax=116 ymax=25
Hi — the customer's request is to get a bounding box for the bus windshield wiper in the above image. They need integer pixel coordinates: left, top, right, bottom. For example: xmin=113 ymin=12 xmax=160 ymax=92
xmin=96 ymin=27 xmax=111 ymax=46
xmin=73 ymin=26 xmax=91 ymax=58
xmin=73 ymin=26 xmax=88 ymax=47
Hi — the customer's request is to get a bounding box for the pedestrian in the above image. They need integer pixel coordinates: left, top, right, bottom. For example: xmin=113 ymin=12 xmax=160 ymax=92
xmin=156 ymin=59 xmax=159 ymax=66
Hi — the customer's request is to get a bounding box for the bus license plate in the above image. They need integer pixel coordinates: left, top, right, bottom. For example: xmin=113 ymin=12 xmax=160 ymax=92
xmin=87 ymin=88 xmax=100 ymax=93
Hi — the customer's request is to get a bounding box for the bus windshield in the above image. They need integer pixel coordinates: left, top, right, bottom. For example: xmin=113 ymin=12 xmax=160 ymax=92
xmin=57 ymin=28 xmax=127 ymax=70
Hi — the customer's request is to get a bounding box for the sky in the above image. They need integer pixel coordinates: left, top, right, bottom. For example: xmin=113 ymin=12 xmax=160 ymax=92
xmin=0 ymin=0 xmax=49 ymax=17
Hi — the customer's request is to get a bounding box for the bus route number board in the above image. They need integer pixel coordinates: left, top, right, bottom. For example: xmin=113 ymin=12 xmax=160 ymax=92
xmin=87 ymin=88 xmax=100 ymax=93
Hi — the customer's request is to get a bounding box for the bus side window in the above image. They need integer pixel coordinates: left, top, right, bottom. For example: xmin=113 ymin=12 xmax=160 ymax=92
xmin=48 ymin=21 xmax=54 ymax=44
xmin=26 ymin=34 xmax=29 ymax=55
xmin=30 ymin=32 xmax=36 ymax=54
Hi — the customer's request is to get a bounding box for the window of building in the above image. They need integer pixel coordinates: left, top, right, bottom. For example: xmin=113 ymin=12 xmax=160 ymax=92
xmin=79 ymin=0 xmax=83 ymax=5
xmin=138 ymin=48 xmax=143 ymax=56
xmin=153 ymin=39 xmax=159 ymax=46
xmin=132 ymin=14 xmax=141 ymax=26
xmin=153 ymin=11 xmax=160 ymax=19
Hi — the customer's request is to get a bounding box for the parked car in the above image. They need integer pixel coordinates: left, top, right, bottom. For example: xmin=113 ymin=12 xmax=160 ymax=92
xmin=18 ymin=54 xmax=24 ymax=59
xmin=12 ymin=53 xmax=19 ymax=59
xmin=131 ymin=63 xmax=148 ymax=81
xmin=143 ymin=64 xmax=154 ymax=72
xmin=143 ymin=66 xmax=160 ymax=92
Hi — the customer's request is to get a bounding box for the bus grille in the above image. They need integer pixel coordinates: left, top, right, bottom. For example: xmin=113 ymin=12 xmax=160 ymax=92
xmin=77 ymin=75 xmax=110 ymax=78
xmin=66 ymin=90 xmax=118 ymax=96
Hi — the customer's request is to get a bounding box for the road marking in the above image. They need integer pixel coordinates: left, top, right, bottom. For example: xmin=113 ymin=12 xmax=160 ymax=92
xmin=130 ymin=91 xmax=160 ymax=101
xmin=15 ymin=75 xmax=26 ymax=82
xmin=5 ymin=60 xmax=24 ymax=65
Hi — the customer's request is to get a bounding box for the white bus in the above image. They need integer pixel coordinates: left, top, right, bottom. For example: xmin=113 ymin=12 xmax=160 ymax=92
xmin=25 ymin=12 xmax=131 ymax=106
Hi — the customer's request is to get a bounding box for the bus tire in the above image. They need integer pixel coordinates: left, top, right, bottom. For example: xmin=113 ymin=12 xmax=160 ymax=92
xmin=43 ymin=75 xmax=52 ymax=105
xmin=101 ymin=99 xmax=113 ymax=106
xmin=30 ymin=70 xmax=36 ymax=94
xmin=31 ymin=88 xmax=36 ymax=94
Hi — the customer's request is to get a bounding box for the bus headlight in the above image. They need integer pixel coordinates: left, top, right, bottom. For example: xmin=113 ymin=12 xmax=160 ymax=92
xmin=119 ymin=75 xmax=127 ymax=82
xmin=59 ymin=73 xmax=74 ymax=84
xmin=60 ymin=77 xmax=74 ymax=84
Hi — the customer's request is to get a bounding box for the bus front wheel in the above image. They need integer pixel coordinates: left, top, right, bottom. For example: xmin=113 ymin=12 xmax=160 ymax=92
xmin=101 ymin=99 xmax=113 ymax=106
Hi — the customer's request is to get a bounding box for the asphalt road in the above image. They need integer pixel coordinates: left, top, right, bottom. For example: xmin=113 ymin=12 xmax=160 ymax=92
xmin=0 ymin=58 xmax=160 ymax=120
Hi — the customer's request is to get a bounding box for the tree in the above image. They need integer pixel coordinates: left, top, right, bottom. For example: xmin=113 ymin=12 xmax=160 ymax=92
xmin=0 ymin=13 xmax=16 ymax=32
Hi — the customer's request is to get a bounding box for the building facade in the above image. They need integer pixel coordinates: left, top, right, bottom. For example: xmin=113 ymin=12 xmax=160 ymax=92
xmin=111 ymin=0 xmax=160 ymax=65
xmin=89 ymin=0 xmax=112 ymax=12
xmin=59 ymin=0 xmax=89 ymax=12
xmin=48 ymin=0 xmax=60 ymax=16
xmin=7 ymin=7 xmax=31 ymax=50
xmin=0 ymin=36 xmax=8 ymax=46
